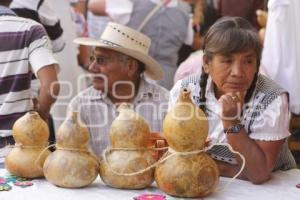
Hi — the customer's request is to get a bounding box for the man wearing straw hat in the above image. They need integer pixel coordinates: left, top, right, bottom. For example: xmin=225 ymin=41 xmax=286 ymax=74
xmin=88 ymin=0 xmax=193 ymax=90
xmin=69 ymin=22 xmax=169 ymax=158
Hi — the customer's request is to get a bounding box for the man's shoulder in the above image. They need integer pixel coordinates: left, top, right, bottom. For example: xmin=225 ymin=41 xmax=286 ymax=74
xmin=143 ymin=79 xmax=169 ymax=96
xmin=0 ymin=15 xmax=45 ymax=38
xmin=0 ymin=15 xmax=40 ymax=25
xmin=142 ymin=80 xmax=170 ymax=102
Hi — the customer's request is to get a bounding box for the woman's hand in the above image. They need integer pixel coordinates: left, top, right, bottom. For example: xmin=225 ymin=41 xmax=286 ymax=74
xmin=218 ymin=92 xmax=245 ymax=128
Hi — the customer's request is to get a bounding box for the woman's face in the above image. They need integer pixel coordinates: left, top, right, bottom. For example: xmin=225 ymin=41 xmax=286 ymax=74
xmin=203 ymin=50 xmax=257 ymax=98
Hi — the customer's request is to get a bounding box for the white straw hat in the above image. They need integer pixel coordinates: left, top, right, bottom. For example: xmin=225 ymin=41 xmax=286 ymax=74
xmin=74 ymin=22 xmax=163 ymax=80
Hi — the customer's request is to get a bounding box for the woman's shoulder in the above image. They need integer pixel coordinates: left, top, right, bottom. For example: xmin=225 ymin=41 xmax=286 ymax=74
xmin=257 ymin=74 xmax=286 ymax=92
xmin=254 ymin=74 xmax=288 ymax=102
xmin=171 ymin=73 xmax=201 ymax=95
xmin=170 ymin=73 xmax=201 ymax=102
xmin=245 ymin=74 xmax=289 ymax=135
xmin=180 ymin=73 xmax=201 ymax=88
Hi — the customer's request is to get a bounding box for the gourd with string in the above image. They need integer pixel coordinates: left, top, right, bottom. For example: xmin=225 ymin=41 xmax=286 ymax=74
xmin=99 ymin=103 xmax=155 ymax=189
xmin=155 ymin=88 xmax=219 ymax=198
xmin=5 ymin=111 xmax=50 ymax=178
xmin=43 ymin=112 xmax=98 ymax=188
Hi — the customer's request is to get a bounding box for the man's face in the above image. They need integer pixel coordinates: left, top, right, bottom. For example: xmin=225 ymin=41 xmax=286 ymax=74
xmin=88 ymin=48 xmax=130 ymax=92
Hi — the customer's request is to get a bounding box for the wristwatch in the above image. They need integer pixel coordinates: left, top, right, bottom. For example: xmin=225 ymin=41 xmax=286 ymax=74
xmin=224 ymin=123 xmax=244 ymax=134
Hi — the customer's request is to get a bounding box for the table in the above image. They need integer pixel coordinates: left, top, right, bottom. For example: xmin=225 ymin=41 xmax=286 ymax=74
xmin=1 ymin=168 xmax=300 ymax=200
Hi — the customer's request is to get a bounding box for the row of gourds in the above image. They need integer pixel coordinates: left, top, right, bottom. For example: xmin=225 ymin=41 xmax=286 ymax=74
xmin=5 ymin=88 xmax=219 ymax=198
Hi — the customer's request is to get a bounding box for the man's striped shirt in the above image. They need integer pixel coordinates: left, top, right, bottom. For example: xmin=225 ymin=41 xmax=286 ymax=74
xmin=0 ymin=10 xmax=57 ymax=137
xmin=10 ymin=0 xmax=65 ymax=53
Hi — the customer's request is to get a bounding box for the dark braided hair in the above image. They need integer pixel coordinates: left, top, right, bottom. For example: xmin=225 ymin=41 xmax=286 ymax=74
xmin=199 ymin=67 xmax=208 ymax=112
xmin=199 ymin=16 xmax=263 ymax=113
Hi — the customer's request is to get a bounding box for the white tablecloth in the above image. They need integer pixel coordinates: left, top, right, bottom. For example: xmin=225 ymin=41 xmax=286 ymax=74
xmin=1 ymin=169 xmax=300 ymax=200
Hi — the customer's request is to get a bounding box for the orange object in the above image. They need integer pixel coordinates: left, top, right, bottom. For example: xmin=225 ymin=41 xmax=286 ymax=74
xmin=148 ymin=132 xmax=168 ymax=160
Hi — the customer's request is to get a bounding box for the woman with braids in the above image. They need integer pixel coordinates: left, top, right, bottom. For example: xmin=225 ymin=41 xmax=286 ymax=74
xmin=169 ymin=16 xmax=296 ymax=184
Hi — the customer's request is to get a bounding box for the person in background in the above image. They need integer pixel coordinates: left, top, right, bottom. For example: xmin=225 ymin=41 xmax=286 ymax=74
xmin=88 ymin=0 xmax=193 ymax=90
xmin=69 ymin=0 xmax=92 ymax=70
xmin=217 ymin=0 xmax=265 ymax=30
xmin=174 ymin=50 xmax=202 ymax=83
xmin=69 ymin=22 xmax=169 ymax=158
xmin=177 ymin=0 xmax=204 ymax=66
xmin=261 ymin=0 xmax=300 ymax=116
xmin=176 ymin=0 xmax=219 ymax=81
xmin=260 ymin=0 xmax=300 ymax=165
xmin=9 ymin=0 xmax=65 ymax=146
xmin=0 ymin=0 xmax=60 ymax=167
xmin=256 ymin=9 xmax=268 ymax=44
xmin=170 ymin=17 xmax=296 ymax=184
xmin=10 ymin=0 xmax=65 ymax=53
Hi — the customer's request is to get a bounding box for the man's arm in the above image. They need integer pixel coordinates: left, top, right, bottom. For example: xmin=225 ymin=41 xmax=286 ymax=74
xmin=36 ymin=64 xmax=60 ymax=122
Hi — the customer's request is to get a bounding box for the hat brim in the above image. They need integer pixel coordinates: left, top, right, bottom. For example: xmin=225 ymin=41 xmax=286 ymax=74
xmin=74 ymin=37 xmax=164 ymax=80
